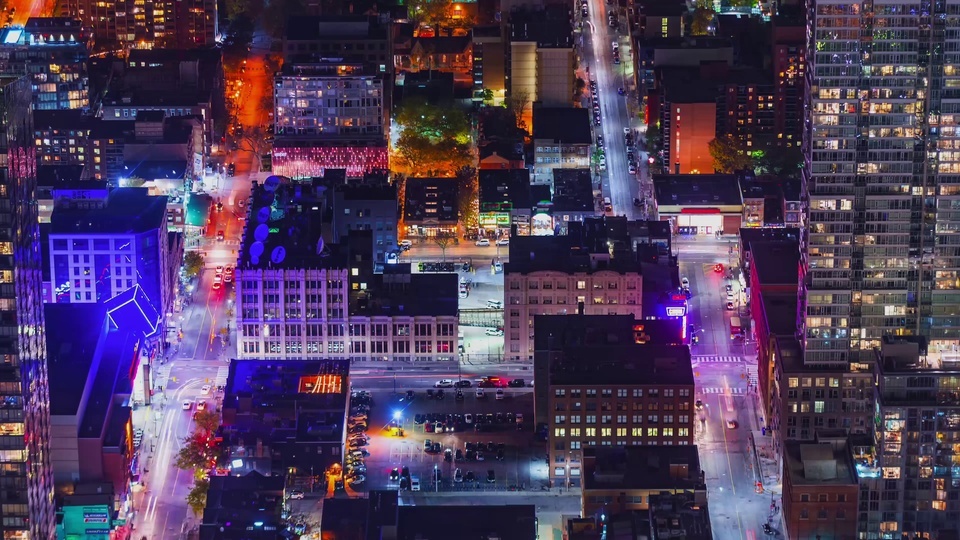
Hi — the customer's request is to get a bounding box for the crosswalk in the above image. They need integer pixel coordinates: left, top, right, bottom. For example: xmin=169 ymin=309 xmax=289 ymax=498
xmin=692 ymin=355 xmax=743 ymax=364
xmin=699 ymin=387 xmax=746 ymax=395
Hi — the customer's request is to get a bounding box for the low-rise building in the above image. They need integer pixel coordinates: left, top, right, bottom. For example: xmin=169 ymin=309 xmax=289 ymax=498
xmin=220 ymin=360 xmax=349 ymax=484
xmin=652 ymin=174 xmax=744 ymax=236
xmin=581 ymin=446 xmax=706 ymax=517
xmin=402 ymin=177 xmax=459 ymax=238
xmin=532 ymin=106 xmax=592 ymax=184
xmin=235 ymin=178 xmax=457 ymax=363
xmin=331 ymin=182 xmax=399 ymax=268
xmin=47 ymin=188 xmax=174 ymax=336
xmin=505 ymin=218 xmax=645 ymax=361
xmin=283 ymin=16 xmax=392 ymax=73
xmin=478 ymin=169 xmax=532 ymax=238
xmin=782 ymin=435 xmax=859 ymax=540
xmin=199 ymin=472 xmax=285 ymax=540
xmin=550 ymin=169 xmax=595 ymax=233
xmin=509 ymin=5 xmax=575 ymax=117
xmin=33 ymin=110 xmax=93 ymax=168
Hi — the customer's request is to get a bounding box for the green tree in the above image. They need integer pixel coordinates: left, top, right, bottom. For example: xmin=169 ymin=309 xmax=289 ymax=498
xmin=393 ymin=98 xmax=473 ymax=176
xmin=690 ymin=7 xmax=715 ymax=35
xmin=456 ymin=166 xmax=478 ymax=231
xmin=756 ymin=145 xmax=803 ymax=177
xmin=186 ymin=478 xmax=210 ymax=517
xmin=175 ymin=432 xmax=214 ymax=472
xmin=194 ymin=409 xmax=221 ymax=434
xmin=504 ymin=90 xmax=532 ymax=132
xmin=708 ymin=135 xmax=755 ymax=173
xmin=224 ymin=0 xmax=257 ymax=21
xmin=183 ymin=252 xmax=205 ymax=278
xmin=481 ymin=88 xmax=495 ymax=102
xmin=406 ymin=0 xmax=454 ymax=28
xmin=575 ymin=77 xmax=587 ymax=97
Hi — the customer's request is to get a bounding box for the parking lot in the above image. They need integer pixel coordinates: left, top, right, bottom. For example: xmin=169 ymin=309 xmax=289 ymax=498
xmin=348 ymin=384 xmax=545 ymax=493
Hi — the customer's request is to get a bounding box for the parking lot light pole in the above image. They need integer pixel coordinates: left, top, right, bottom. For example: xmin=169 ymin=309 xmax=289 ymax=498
xmin=434 ymin=464 xmax=440 ymax=492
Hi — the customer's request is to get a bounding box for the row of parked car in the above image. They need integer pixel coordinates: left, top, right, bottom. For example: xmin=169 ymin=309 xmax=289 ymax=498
xmin=345 ymin=391 xmax=373 ymax=488
xmin=417 ymin=411 xmax=524 ymax=433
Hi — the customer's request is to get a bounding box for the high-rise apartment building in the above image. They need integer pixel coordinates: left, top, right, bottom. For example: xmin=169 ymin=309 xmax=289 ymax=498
xmin=0 ymin=75 xmax=56 ymax=539
xmin=0 ymin=18 xmax=90 ymax=111
xmin=801 ymin=0 xmax=960 ymax=364
xmin=63 ymin=0 xmax=216 ymax=47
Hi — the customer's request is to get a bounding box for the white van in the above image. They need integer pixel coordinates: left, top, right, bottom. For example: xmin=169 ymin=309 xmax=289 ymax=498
xmin=603 ymin=197 xmax=613 ymax=212
xmin=411 ymin=476 xmax=421 ymax=491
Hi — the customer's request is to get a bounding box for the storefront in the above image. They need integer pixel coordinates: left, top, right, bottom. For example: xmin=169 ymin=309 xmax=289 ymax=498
xmin=652 ymin=174 xmax=745 ymax=235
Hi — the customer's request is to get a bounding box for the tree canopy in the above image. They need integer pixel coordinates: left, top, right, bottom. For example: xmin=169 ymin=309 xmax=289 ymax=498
xmin=186 ymin=478 xmax=210 ymax=517
xmin=393 ymin=98 xmax=473 ymax=176
xmin=708 ymin=135 xmax=755 ymax=173
xmin=183 ymin=252 xmax=204 ymax=279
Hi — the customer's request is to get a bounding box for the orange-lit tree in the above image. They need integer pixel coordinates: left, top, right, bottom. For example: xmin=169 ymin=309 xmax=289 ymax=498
xmin=393 ymin=98 xmax=473 ymax=176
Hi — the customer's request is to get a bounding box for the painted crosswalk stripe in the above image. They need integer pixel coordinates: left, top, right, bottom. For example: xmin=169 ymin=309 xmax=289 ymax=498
xmin=692 ymin=355 xmax=743 ymax=363
xmin=698 ymin=387 xmax=746 ymax=395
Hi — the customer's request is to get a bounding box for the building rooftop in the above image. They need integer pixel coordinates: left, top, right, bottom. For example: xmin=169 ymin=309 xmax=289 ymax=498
xmin=751 ymin=240 xmax=799 ymax=286
xmin=80 ymin=329 xmax=137 ymax=439
xmin=642 ymin=1 xmax=687 ymax=17
xmin=740 ymin=226 xmax=800 ymax=247
xmin=638 ymin=35 xmax=734 ymax=51
xmin=479 ymin=169 xmax=532 ymax=210
xmin=336 ymin=182 xmax=397 ymax=202
xmin=238 ymin=177 xmax=335 ymax=270
xmin=653 ymin=174 xmax=743 ymax=207
xmin=552 ymin=169 xmax=594 ymax=212
xmin=46 ymin=304 xmax=108 ymax=417
xmin=37 ymin=165 xmax=85 ymax=187
xmin=759 ymin=292 xmax=797 ymax=337
xmin=397 ymin=505 xmax=537 ymax=540
xmin=280 ymin=60 xmax=378 ymax=77
xmin=535 ymin=314 xmax=645 ymax=350
xmin=550 ymin=344 xmax=695 ymax=386
xmin=533 ymin=106 xmax=592 ymax=144
xmin=479 ymin=139 xmax=525 ymax=163
xmin=199 ymin=472 xmax=285 ymax=540
xmin=658 ymin=67 xmax=721 ymax=103
xmin=33 ymin=109 xmax=92 ymax=132
xmin=583 ymin=446 xmax=705 ymax=491
xmin=50 ymin=187 xmax=167 ymax=235
xmin=223 ymin=359 xmax=350 ymax=415
xmin=510 ymin=5 xmax=574 ymax=48
xmin=402 ymin=177 xmax=459 ymax=224
xmin=286 ymin=15 xmax=389 ymax=41
xmin=121 ymin=160 xmax=187 ymax=182
xmin=783 ymin=439 xmax=858 ymax=487
xmin=648 ymin=492 xmax=712 ymax=540
xmin=507 ymin=218 xmax=645 ymax=274
xmin=351 ymin=267 xmax=458 ymax=317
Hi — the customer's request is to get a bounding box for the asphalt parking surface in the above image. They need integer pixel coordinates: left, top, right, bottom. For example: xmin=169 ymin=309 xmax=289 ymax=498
xmin=347 ymin=387 xmax=546 ymax=493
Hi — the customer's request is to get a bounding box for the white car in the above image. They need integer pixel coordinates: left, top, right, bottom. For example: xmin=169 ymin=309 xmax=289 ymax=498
xmin=496 ymin=238 xmax=509 ymax=246
xmin=201 ymin=385 xmax=211 ymax=395
xmin=197 ymin=401 xmax=207 ymax=411
xmin=435 ymin=379 xmax=455 ymax=388
xmin=459 ymin=288 xmax=468 ymax=299
xmin=464 ymin=414 xmax=474 ymax=424
xmin=181 ymin=400 xmax=192 ymax=410
xmin=599 ymin=160 xmax=607 ymax=171
xmin=288 ymin=490 xmax=304 ymax=500
xmin=399 ymin=239 xmax=413 ymax=249
xmin=476 ymin=238 xmax=491 ymax=247
xmin=485 ymin=328 xmax=504 ymax=337
xmin=628 ymin=164 xmax=637 ymax=175
xmin=494 ymin=261 xmax=503 ymax=273
xmin=624 ymin=127 xmax=632 ymax=135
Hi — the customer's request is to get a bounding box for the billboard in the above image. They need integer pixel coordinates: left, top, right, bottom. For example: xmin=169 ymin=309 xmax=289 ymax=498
xmin=62 ymin=504 xmax=112 ymax=540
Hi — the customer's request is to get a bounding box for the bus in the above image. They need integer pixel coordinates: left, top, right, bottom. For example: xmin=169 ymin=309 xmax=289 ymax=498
xmin=730 ymin=317 xmax=742 ymax=340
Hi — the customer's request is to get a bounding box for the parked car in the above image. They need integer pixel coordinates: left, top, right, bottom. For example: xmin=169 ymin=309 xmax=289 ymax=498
xmin=485 ymin=328 xmax=504 ymax=337
xmin=508 ymin=379 xmax=525 ymax=388
xmin=288 ymin=489 xmax=304 ymax=499
xmin=434 ymin=379 xmax=455 ymax=388
xmin=496 ymin=389 xmax=505 ymax=400
xmin=487 ymin=470 xmax=496 ymax=483
xmin=496 ymin=238 xmax=509 ymax=246
xmin=454 ymin=468 xmax=463 ymax=483
xmin=475 ymin=239 xmax=491 ymax=247
xmin=476 ymin=388 xmax=485 ymax=398
xmin=454 ymin=379 xmax=472 ymax=388
xmin=181 ymin=400 xmax=192 ymax=410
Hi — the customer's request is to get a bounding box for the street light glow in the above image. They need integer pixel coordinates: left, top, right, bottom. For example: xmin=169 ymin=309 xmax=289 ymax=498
xmin=392 ymin=410 xmax=402 ymax=420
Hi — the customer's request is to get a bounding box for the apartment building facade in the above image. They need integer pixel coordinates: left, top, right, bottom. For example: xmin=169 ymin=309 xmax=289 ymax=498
xmin=800 ymin=0 xmax=960 ymax=364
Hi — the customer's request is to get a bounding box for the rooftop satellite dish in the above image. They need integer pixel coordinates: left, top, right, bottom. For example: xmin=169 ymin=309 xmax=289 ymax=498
xmin=254 ymin=224 xmax=269 ymax=242
xmin=264 ymin=175 xmax=282 ymax=192
xmin=257 ymin=207 xmax=270 ymax=223
xmin=250 ymin=241 xmax=265 ymax=260
xmin=316 ymin=237 xmax=325 ymax=254
xmin=250 ymin=255 xmax=260 ymax=265
xmin=271 ymin=246 xmax=287 ymax=265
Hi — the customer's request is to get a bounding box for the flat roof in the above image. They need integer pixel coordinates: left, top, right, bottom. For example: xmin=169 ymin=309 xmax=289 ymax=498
xmin=397 ymin=505 xmax=537 ymax=540
xmin=759 ymin=293 xmax=798 ymax=337
xmin=510 ymin=5 xmax=573 ymax=48
xmin=50 ymin=187 xmax=167 ymax=234
xmin=286 ymin=15 xmax=388 ymax=41
xmin=224 ymin=359 xmax=350 ymax=412
xmin=659 ymin=67 xmax=721 ymax=103
xmin=783 ymin=440 xmax=858 ymax=486
xmin=33 ymin=109 xmax=92 ymax=131
xmin=238 ymin=178 xmax=335 ymax=270
xmin=552 ymin=168 xmax=594 ymax=212
xmin=740 ymin=226 xmax=800 ymax=246
xmin=549 ymin=344 xmax=695 ymax=386
xmin=583 ymin=445 xmax=704 ymax=491
xmin=46 ymin=304 xmax=107 ymax=417
xmin=653 ymin=174 xmax=743 ymax=207
xmin=403 ymin=177 xmax=459 ymax=224
xmin=506 ymin=231 xmax=641 ymax=275
xmin=80 ymin=329 xmax=137 ymax=439
xmin=533 ymin=107 xmax=592 ymax=144
xmin=479 ymin=169 xmax=532 ymax=209
xmin=351 ymin=270 xmax=459 ymax=317
xmin=336 ymin=183 xmax=397 ymax=202
xmin=751 ymin=240 xmax=799 ymax=285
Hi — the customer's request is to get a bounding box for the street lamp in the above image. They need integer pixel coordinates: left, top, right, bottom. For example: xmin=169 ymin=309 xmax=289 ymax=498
xmin=434 ymin=464 xmax=440 ymax=492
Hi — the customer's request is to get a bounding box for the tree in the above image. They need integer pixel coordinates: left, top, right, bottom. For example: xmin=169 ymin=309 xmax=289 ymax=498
xmin=690 ymin=6 xmax=715 ymax=36
xmin=224 ymin=0 xmax=258 ymax=21
xmin=175 ymin=431 xmax=213 ymax=472
xmin=237 ymin=126 xmax=271 ymax=172
xmin=393 ymin=98 xmax=474 ymax=176
xmin=406 ymin=0 xmax=454 ymax=28
xmin=186 ymin=478 xmax=210 ymax=517
xmin=575 ymin=77 xmax=587 ymax=98
xmin=183 ymin=252 xmax=204 ymax=278
xmin=709 ymin=135 xmax=755 ymax=173
xmin=505 ymin=90 xmax=532 ymax=132
xmin=481 ymin=88 xmax=495 ymax=103
xmin=194 ymin=409 xmax=220 ymax=434
xmin=756 ymin=145 xmax=803 ymax=177
xmin=456 ymin=166 xmax=478 ymax=232
xmin=433 ymin=232 xmax=455 ymax=261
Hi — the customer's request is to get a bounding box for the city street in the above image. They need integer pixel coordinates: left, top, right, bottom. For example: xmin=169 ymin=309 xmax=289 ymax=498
xmin=580 ymin=0 xmax=652 ymax=219
xmin=678 ymin=236 xmax=776 ymax=540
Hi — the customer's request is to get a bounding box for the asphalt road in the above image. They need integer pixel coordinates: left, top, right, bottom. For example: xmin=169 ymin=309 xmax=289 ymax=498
xmin=132 ymin=28 xmax=274 ymax=540
xmin=678 ymin=236 xmax=778 ymax=540
xmin=580 ymin=0 xmax=652 ymax=219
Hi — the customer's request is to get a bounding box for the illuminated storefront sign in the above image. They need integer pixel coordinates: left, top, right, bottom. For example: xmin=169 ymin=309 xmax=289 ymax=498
xmin=62 ymin=504 xmax=113 ymax=540
xmin=666 ymin=306 xmax=686 ymax=317
xmin=272 ymin=145 xmax=389 ymax=179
